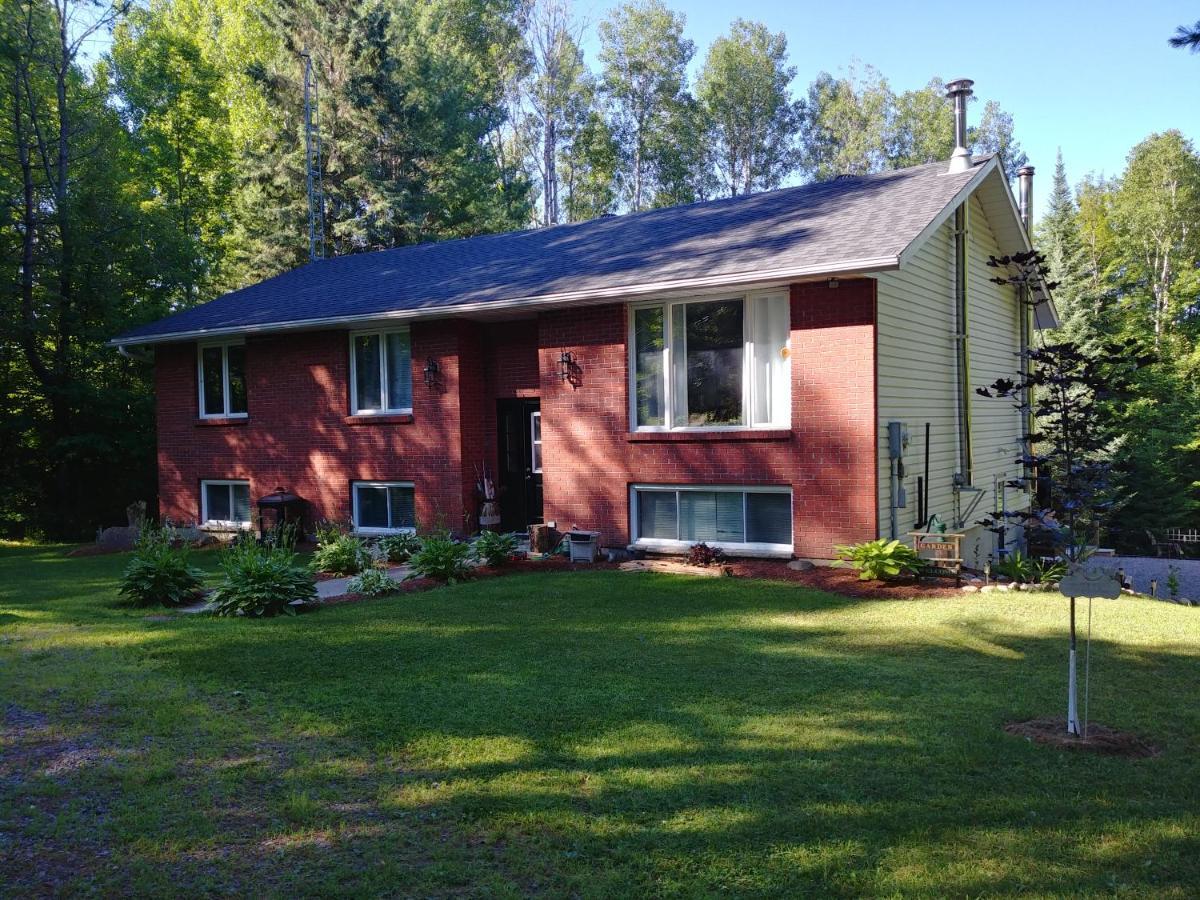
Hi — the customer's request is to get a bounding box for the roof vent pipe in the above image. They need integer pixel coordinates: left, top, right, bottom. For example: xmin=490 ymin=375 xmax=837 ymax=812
xmin=946 ymin=78 xmax=974 ymax=173
xmin=1017 ymin=165 xmax=1035 ymax=235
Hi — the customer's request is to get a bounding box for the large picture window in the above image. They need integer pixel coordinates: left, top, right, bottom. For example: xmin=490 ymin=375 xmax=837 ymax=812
xmin=631 ymin=485 xmax=792 ymax=553
xmin=350 ymin=329 xmax=412 ymax=415
xmin=198 ymin=342 xmax=247 ymax=418
xmin=352 ymin=481 xmax=416 ymax=534
xmin=630 ymin=292 xmax=790 ymax=430
xmin=201 ymin=480 xmax=251 ymax=528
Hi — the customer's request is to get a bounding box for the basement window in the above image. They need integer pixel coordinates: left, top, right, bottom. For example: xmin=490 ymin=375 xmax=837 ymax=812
xmin=198 ymin=342 xmax=247 ymax=418
xmin=350 ymin=329 xmax=412 ymax=415
xmin=352 ymin=481 xmax=416 ymax=534
xmin=630 ymin=292 xmax=790 ymax=431
xmin=201 ymin=480 xmax=251 ymax=529
xmin=630 ymin=485 xmax=793 ymax=555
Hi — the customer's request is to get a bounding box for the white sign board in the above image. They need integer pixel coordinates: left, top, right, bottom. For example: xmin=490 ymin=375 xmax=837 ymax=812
xmin=1059 ymin=566 xmax=1123 ymax=600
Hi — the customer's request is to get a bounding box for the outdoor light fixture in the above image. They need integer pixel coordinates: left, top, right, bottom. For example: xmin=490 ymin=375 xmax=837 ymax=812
xmin=827 ymin=277 xmax=840 ymax=289
xmin=557 ymin=350 xmax=575 ymax=381
xmin=422 ymin=356 xmax=441 ymax=388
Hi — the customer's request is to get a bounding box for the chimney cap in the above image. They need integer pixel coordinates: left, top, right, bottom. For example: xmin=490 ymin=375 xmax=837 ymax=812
xmin=1017 ymin=165 xmax=1036 ymax=177
xmin=945 ymin=78 xmax=975 ymax=97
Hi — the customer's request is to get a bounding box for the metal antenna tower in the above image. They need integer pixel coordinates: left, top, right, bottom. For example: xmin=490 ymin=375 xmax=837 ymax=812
xmin=301 ymin=49 xmax=326 ymax=261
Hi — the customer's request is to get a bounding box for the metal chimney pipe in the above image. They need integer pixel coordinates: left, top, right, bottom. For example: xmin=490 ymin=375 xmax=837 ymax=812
xmin=945 ymin=78 xmax=974 ymax=173
xmin=1017 ymin=165 xmax=1035 ymax=234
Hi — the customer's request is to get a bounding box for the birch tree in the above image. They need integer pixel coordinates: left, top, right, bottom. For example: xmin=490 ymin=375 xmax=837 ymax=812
xmin=598 ymin=0 xmax=693 ymax=211
xmin=695 ymin=19 xmax=801 ymax=197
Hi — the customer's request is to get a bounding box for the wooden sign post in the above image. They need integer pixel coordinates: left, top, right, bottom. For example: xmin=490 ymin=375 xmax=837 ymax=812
xmin=908 ymin=531 xmax=965 ymax=585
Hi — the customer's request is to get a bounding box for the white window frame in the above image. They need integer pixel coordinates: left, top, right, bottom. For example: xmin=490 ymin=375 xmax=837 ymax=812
xmin=627 ymin=291 xmax=790 ymax=432
xmin=349 ymin=328 xmax=413 ymax=416
xmin=530 ymin=411 xmax=542 ymax=474
xmin=629 ymin=483 xmax=793 ymax=557
xmin=200 ymin=479 xmax=252 ymax=530
xmin=351 ymin=481 xmax=417 ymax=535
xmin=197 ymin=341 xmax=248 ymax=419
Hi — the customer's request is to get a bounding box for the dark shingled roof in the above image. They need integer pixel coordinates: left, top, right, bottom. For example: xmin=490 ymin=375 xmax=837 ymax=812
xmin=115 ymin=158 xmax=991 ymax=344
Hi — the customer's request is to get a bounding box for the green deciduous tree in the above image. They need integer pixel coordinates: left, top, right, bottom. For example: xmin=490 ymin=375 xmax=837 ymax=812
xmin=598 ymin=0 xmax=693 ymax=211
xmin=694 ymin=19 xmax=801 ymax=197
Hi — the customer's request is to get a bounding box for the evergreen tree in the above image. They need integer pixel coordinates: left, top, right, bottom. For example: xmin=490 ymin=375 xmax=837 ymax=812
xmin=1036 ymin=151 xmax=1099 ymax=351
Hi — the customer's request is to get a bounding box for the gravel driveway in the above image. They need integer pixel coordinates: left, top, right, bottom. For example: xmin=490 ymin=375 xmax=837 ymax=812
xmin=1088 ymin=556 xmax=1200 ymax=602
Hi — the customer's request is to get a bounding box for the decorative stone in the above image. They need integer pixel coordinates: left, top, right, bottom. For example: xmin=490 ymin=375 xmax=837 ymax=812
xmin=960 ymin=585 xmax=980 ymax=593
xmin=787 ymin=559 xmax=816 ymax=571
xmin=96 ymin=525 xmax=139 ymax=552
xmin=979 ymin=585 xmax=999 ymax=594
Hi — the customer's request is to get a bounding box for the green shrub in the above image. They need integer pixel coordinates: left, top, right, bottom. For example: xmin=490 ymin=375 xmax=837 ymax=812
xmin=313 ymin=518 xmax=352 ymax=546
xmin=211 ymin=541 xmax=317 ymax=617
xmin=474 ymin=531 xmax=518 ymax=567
xmin=311 ymin=534 xmax=371 ymax=575
xmin=408 ymin=535 xmax=473 ymax=583
xmin=1030 ymin=556 xmax=1068 ymax=584
xmin=378 ymin=532 xmax=422 ymax=564
xmin=119 ymin=525 xmax=204 ymax=607
xmin=346 ymin=567 xmax=402 ymax=597
xmin=833 ymin=538 xmax=923 ymax=581
xmin=687 ymin=542 xmax=725 ymax=567
xmin=994 ymin=549 xmax=1034 ymax=583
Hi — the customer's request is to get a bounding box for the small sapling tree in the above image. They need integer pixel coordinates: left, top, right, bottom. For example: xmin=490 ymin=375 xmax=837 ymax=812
xmin=976 ymin=250 xmax=1141 ymax=736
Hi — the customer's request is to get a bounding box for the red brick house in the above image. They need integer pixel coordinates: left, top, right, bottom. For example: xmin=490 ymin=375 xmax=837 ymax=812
xmin=114 ymin=140 xmax=1055 ymax=560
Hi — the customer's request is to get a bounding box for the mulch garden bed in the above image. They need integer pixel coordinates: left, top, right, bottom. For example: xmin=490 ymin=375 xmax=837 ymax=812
xmin=323 ymin=556 xmax=621 ymax=604
xmin=1004 ymin=717 xmax=1160 ymax=758
xmin=724 ymin=559 xmax=964 ymax=600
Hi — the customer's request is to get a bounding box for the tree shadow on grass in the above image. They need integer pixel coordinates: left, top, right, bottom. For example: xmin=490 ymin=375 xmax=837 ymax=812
xmin=4 ymin=571 xmax=1200 ymax=895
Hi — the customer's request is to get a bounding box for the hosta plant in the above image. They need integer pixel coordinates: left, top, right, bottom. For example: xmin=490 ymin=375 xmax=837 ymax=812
xmin=834 ymin=538 xmax=923 ymax=581
xmin=378 ymin=532 xmax=422 ymax=564
xmin=346 ymin=567 xmax=403 ymax=597
xmin=311 ymin=534 xmax=371 ymax=575
xmin=407 ymin=535 xmax=473 ymax=583
xmin=119 ymin=525 xmax=204 ymax=607
xmin=474 ymin=531 xmax=518 ymax=567
xmin=211 ymin=541 xmax=317 ymax=617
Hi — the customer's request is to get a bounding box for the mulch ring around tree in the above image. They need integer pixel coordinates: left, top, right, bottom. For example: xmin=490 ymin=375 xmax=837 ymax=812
xmin=725 ymin=560 xmax=964 ymax=600
xmin=1004 ymin=717 xmax=1161 ymax=758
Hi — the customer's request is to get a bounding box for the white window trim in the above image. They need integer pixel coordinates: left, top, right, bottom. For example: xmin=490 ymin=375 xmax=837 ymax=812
xmin=197 ymin=341 xmax=248 ymax=419
xmin=349 ymin=328 xmax=414 ymax=416
xmin=627 ymin=291 xmax=790 ymax=433
xmin=629 ymin=483 xmax=794 ymax=558
xmin=200 ymin=479 xmax=252 ymax=530
xmin=351 ymin=480 xmax=417 ymax=535
xmin=530 ymin=410 xmax=542 ymax=474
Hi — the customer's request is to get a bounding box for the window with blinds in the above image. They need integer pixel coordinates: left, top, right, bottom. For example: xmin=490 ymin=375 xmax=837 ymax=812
xmin=632 ymin=486 xmax=792 ymax=551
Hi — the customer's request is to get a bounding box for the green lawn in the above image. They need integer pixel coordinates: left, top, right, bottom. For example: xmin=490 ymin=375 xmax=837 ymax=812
xmin=2 ymin=544 xmax=1198 ymax=897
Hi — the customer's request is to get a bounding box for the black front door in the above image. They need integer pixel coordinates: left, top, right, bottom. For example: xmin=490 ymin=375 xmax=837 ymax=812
xmin=496 ymin=399 xmax=543 ymax=532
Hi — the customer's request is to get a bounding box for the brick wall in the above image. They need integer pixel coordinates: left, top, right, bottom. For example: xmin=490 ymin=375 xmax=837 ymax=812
xmin=537 ymin=280 xmax=878 ymax=558
xmin=156 ymin=321 xmax=473 ymax=532
xmin=155 ymin=280 xmax=877 ymax=557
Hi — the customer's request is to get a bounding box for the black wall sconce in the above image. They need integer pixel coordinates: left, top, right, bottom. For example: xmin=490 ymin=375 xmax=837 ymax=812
xmin=557 ymin=350 xmax=576 ymax=381
xmin=422 ymin=356 xmax=441 ymax=388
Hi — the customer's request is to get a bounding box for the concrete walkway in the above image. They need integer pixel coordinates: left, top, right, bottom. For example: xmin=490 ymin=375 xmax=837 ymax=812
xmin=176 ymin=564 xmax=413 ymax=614
xmin=315 ymin=565 xmax=411 ymax=599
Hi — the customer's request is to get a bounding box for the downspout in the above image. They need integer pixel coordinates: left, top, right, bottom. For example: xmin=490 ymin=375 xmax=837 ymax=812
xmin=1017 ymin=166 xmax=1036 ymax=491
xmin=953 ymin=202 xmax=973 ymax=488
xmin=946 ymin=78 xmax=975 ymax=491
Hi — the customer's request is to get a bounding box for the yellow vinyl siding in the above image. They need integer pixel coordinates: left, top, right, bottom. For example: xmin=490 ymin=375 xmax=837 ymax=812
xmin=875 ymin=194 xmax=1026 ymax=567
